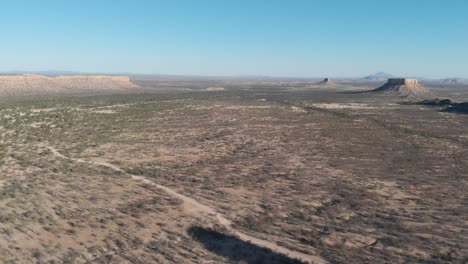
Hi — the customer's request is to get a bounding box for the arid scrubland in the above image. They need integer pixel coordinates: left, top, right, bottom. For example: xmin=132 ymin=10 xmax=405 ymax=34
xmin=0 ymin=79 xmax=467 ymax=263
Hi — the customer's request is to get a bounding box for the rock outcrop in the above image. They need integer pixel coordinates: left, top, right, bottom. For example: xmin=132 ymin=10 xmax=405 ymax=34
xmin=0 ymin=75 xmax=141 ymax=95
xmin=414 ymin=98 xmax=454 ymax=107
xmin=443 ymin=102 xmax=468 ymax=114
xmin=408 ymin=98 xmax=468 ymax=114
xmin=371 ymin=78 xmax=431 ymax=98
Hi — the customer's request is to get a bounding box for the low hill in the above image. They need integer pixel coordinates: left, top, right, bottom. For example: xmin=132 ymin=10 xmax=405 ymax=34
xmin=441 ymin=78 xmax=468 ymax=86
xmin=442 ymin=78 xmax=461 ymax=85
xmin=0 ymin=75 xmax=141 ymax=95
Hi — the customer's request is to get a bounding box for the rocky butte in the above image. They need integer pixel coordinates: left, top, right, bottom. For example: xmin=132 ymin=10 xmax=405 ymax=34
xmin=371 ymin=78 xmax=431 ymax=98
xmin=317 ymin=78 xmax=336 ymax=87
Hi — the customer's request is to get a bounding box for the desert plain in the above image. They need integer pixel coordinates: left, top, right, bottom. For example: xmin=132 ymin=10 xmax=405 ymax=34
xmin=0 ymin=75 xmax=466 ymax=263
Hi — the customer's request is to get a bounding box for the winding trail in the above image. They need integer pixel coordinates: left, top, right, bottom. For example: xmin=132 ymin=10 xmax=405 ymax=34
xmin=46 ymin=145 xmax=328 ymax=264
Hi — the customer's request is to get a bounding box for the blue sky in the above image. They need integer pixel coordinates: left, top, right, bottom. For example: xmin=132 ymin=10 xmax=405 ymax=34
xmin=1 ymin=0 xmax=467 ymax=78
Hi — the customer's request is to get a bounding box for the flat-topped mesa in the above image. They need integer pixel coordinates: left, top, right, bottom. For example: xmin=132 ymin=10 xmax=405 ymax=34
xmin=387 ymin=78 xmax=419 ymax=85
xmin=0 ymin=75 xmax=141 ymax=95
xmin=371 ymin=78 xmax=431 ymax=98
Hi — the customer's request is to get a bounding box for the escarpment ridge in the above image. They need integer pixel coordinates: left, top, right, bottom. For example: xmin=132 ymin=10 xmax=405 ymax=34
xmin=0 ymin=75 xmax=141 ymax=95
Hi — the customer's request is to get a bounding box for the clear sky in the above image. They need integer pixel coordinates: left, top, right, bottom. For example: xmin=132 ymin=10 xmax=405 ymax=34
xmin=1 ymin=0 xmax=467 ymax=78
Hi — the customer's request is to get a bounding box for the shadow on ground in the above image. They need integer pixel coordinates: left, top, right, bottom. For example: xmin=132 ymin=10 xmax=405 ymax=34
xmin=188 ymin=226 xmax=304 ymax=264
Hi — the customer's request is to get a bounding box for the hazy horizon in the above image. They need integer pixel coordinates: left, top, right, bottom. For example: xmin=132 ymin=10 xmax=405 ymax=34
xmin=1 ymin=0 xmax=467 ymax=78
xmin=1 ymin=70 xmax=466 ymax=80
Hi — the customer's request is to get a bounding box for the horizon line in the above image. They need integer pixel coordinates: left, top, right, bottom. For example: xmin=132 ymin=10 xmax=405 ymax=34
xmin=0 ymin=70 xmax=466 ymax=80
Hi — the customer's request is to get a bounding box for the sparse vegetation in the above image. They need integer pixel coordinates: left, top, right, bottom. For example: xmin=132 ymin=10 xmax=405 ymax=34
xmin=0 ymin=79 xmax=466 ymax=263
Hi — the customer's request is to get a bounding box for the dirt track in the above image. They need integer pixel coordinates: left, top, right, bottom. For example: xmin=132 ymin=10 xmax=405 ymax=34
xmin=46 ymin=145 xmax=327 ymax=264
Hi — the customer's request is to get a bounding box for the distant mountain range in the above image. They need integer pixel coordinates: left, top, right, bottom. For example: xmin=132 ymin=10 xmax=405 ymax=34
xmin=441 ymin=78 xmax=467 ymax=85
xmin=361 ymin=72 xmax=396 ymax=80
xmin=422 ymin=77 xmax=468 ymax=86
